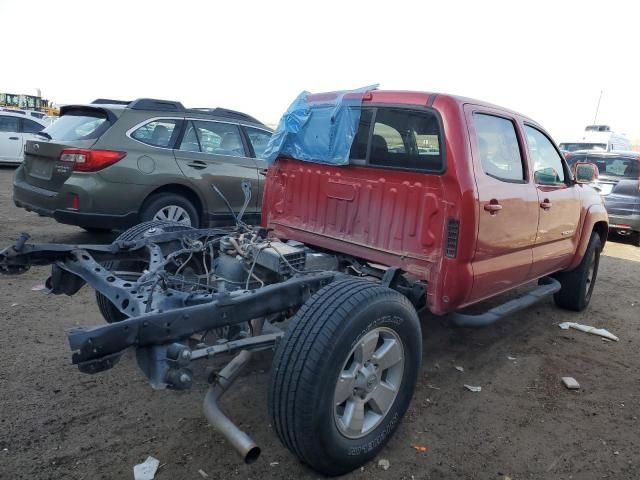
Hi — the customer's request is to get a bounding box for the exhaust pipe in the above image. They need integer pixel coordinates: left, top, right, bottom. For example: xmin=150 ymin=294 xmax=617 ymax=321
xmin=202 ymin=319 xmax=263 ymax=463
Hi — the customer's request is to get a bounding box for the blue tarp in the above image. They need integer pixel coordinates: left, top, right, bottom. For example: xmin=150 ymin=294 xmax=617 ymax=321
xmin=263 ymin=85 xmax=378 ymax=166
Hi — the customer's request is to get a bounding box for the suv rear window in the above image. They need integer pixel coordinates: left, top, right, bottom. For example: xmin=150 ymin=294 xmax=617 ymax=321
xmin=567 ymin=154 xmax=639 ymax=179
xmin=132 ymin=119 xmax=182 ymax=148
xmin=559 ymin=142 xmax=607 ymax=152
xmin=45 ymin=109 xmax=110 ymax=141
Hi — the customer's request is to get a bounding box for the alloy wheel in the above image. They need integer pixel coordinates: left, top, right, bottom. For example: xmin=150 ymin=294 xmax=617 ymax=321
xmin=152 ymin=205 xmax=192 ymax=226
xmin=333 ymin=327 xmax=405 ymax=439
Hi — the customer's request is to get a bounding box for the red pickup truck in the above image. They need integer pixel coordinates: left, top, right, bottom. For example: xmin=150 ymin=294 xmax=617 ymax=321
xmin=264 ymin=90 xmax=608 ymax=317
xmin=0 ymin=89 xmax=607 ymax=476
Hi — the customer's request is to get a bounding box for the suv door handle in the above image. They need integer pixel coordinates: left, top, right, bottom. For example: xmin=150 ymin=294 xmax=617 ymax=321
xmin=8 ymin=136 xmax=19 ymax=140
xmin=186 ymin=160 xmax=207 ymax=170
xmin=540 ymin=199 xmax=553 ymax=210
xmin=258 ymin=168 xmax=268 ymax=176
xmin=484 ymin=200 xmax=502 ymax=214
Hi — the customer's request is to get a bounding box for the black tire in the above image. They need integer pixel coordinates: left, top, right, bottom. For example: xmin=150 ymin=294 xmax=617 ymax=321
xmin=95 ymin=220 xmax=194 ymax=323
xmin=140 ymin=193 xmax=200 ymax=228
xmin=553 ymin=232 xmax=602 ymax=311
xmin=268 ymin=278 xmax=422 ymax=476
xmin=81 ymin=226 xmax=112 ymax=234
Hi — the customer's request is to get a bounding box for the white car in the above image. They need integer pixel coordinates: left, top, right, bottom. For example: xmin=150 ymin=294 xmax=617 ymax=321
xmin=0 ymin=111 xmax=48 ymax=165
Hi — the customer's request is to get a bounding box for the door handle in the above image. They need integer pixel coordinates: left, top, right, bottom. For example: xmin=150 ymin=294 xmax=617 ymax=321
xmin=258 ymin=168 xmax=268 ymax=176
xmin=9 ymin=136 xmax=19 ymax=140
xmin=187 ymin=160 xmax=207 ymax=170
xmin=484 ymin=200 xmax=502 ymax=214
xmin=540 ymin=199 xmax=553 ymax=210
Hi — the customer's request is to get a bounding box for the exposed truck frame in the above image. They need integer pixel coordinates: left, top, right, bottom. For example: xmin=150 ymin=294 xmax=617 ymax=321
xmin=0 ymin=89 xmax=608 ymax=476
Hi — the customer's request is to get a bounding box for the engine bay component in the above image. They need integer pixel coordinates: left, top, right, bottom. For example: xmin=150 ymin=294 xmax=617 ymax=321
xmin=305 ymin=251 xmax=339 ymax=272
xmin=246 ymin=241 xmax=306 ymax=275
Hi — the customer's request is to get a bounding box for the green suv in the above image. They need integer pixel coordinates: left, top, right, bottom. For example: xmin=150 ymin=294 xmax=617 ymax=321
xmin=13 ymin=98 xmax=272 ymax=231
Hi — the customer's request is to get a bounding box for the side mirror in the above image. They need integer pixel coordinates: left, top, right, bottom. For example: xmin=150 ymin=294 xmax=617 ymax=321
xmin=534 ymin=167 xmax=560 ymax=185
xmin=574 ymin=162 xmax=598 ymax=184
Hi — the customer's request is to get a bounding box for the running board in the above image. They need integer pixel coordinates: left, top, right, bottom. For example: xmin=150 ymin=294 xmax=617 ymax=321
xmin=449 ymin=277 xmax=561 ymax=327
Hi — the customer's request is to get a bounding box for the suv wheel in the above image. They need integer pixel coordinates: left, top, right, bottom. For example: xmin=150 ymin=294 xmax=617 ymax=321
xmin=141 ymin=193 xmax=199 ymax=227
xmin=269 ymin=278 xmax=422 ymax=476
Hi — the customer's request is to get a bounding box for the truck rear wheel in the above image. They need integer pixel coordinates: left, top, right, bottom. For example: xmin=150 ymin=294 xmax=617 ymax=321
xmin=553 ymin=232 xmax=602 ymax=312
xmin=95 ymin=220 xmax=195 ymax=323
xmin=268 ymin=278 xmax=422 ymax=476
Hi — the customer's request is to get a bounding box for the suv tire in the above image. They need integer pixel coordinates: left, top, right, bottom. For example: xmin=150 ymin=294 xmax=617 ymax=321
xmin=553 ymin=232 xmax=602 ymax=312
xmin=140 ymin=193 xmax=199 ymax=228
xmin=95 ymin=220 xmax=194 ymax=323
xmin=268 ymin=278 xmax=421 ymax=476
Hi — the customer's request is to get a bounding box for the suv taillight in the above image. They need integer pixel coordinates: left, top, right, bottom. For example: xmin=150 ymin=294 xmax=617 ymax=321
xmin=60 ymin=148 xmax=126 ymax=172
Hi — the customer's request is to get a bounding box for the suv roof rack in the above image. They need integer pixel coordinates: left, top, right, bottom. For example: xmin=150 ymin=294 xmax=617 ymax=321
xmin=91 ymin=98 xmax=132 ymax=105
xmin=89 ymin=97 xmax=265 ymax=125
xmin=128 ymin=98 xmax=185 ymax=112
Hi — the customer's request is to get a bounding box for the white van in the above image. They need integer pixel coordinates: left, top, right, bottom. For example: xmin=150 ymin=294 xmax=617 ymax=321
xmin=559 ymin=125 xmax=631 ymax=152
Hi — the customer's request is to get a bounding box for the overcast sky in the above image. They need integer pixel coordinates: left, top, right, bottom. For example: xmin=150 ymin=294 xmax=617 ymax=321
xmin=2 ymin=0 xmax=639 ymax=142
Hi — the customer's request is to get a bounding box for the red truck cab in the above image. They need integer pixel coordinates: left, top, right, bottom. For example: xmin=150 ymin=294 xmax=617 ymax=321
xmin=263 ymin=90 xmax=608 ymax=315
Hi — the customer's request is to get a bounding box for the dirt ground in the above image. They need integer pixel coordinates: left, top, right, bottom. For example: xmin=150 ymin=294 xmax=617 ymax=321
xmin=0 ymin=166 xmax=639 ymax=480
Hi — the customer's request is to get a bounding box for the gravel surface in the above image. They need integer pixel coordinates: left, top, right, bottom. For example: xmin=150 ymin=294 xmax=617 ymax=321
xmin=0 ymin=166 xmax=638 ymax=479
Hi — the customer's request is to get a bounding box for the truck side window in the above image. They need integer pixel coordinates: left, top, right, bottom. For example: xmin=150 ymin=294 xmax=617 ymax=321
xmin=473 ymin=113 xmax=524 ymax=182
xmin=524 ymin=125 xmax=566 ymax=185
xmin=350 ymin=108 xmax=443 ymax=172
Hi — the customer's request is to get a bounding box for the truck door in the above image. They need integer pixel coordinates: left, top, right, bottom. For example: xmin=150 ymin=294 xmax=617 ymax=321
xmin=523 ymin=125 xmax=581 ymax=277
xmin=466 ymin=108 xmax=540 ymax=302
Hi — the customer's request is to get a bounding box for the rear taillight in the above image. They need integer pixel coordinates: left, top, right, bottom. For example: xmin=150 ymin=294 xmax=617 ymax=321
xmin=60 ymin=148 xmax=126 ymax=172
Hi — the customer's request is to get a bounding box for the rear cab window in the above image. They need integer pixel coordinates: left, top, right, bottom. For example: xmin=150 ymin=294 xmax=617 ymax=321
xmin=349 ymin=107 xmax=444 ymax=172
xmin=45 ymin=108 xmax=111 ymax=141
